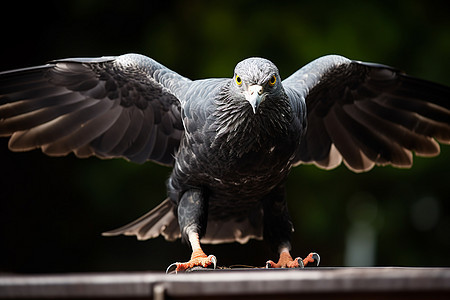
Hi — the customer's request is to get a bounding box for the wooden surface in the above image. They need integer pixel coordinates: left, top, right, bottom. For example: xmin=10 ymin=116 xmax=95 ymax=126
xmin=1 ymin=267 xmax=449 ymax=299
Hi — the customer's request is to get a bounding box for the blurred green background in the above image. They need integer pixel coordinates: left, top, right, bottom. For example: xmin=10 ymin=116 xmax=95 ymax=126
xmin=0 ymin=0 xmax=449 ymax=273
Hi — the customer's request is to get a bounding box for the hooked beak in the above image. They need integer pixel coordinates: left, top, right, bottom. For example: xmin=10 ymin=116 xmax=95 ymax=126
xmin=245 ymin=85 xmax=264 ymax=114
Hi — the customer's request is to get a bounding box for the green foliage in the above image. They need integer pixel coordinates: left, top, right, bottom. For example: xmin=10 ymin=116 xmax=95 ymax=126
xmin=0 ymin=0 xmax=449 ymax=272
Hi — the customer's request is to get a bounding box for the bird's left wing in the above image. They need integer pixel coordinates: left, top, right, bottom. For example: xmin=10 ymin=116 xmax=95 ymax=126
xmin=283 ymin=55 xmax=450 ymax=172
xmin=0 ymin=54 xmax=188 ymax=165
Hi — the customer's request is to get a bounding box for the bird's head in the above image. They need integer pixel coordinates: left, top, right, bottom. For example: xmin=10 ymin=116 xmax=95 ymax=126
xmin=232 ymin=58 xmax=283 ymax=114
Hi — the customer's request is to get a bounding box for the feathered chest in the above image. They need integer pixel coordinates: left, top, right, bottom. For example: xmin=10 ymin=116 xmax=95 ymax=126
xmin=204 ymin=96 xmax=299 ymax=196
xmin=209 ymin=89 xmax=295 ymax=159
xmin=175 ymin=84 xmax=302 ymax=198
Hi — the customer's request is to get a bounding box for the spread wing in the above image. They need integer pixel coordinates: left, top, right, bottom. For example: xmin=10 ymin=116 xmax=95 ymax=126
xmin=0 ymin=54 xmax=189 ymax=165
xmin=284 ymin=55 xmax=450 ymax=172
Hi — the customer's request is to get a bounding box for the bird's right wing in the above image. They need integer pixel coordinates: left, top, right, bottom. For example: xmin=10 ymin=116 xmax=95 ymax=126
xmin=0 ymin=54 xmax=189 ymax=165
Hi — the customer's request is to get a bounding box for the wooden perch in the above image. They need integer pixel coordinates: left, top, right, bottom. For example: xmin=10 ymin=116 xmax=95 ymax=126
xmin=0 ymin=267 xmax=449 ymax=299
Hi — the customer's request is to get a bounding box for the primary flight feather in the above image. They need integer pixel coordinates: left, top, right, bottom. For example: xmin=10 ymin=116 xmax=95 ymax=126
xmin=1 ymin=53 xmax=449 ymax=271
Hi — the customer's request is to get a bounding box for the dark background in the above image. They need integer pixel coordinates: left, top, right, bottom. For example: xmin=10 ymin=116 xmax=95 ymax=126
xmin=0 ymin=0 xmax=449 ymax=273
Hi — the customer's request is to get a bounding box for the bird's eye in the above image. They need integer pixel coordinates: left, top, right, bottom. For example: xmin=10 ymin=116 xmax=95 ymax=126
xmin=235 ymin=75 xmax=242 ymax=86
xmin=269 ymin=75 xmax=277 ymax=86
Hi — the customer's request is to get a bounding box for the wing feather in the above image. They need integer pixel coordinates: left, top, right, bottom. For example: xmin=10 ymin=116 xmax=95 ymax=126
xmin=42 ymin=104 xmax=123 ymax=156
xmin=110 ymin=106 xmax=144 ymax=156
xmin=354 ymin=100 xmax=440 ymax=156
xmin=0 ymin=53 xmax=189 ymax=165
xmin=8 ymin=99 xmax=113 ymax=150
xmin=323 ymin=107 xmax=376 ymax=171
xmin=285 ymin=55 xmax=450 ymax=172
xmin=90 ymin=106 xmax=128 ymax=153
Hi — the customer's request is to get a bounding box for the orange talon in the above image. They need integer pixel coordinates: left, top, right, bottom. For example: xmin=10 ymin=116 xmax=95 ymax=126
xmin=166 ymin=247 xmax=217 ymax=273
xmin=266 ymin=251 xmax=320 ymax=269
xmin=266 ymin=250 xmax=303 ymax=268
xmin=174 ymin=255 xmax=216 ymax=272
xmin=303 ymin=253 xmax=317 ymax=266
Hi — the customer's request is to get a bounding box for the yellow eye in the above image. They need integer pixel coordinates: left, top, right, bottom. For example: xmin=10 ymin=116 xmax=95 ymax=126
xmin=269 ymin=75 xmax=277 ymax=86
xmin=235 ymin=75 xmax=242 ymax=86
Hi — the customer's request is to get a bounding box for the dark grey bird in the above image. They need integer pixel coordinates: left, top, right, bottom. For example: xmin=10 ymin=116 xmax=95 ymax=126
xmin=1 ymin=54 xmax=449 ymax=271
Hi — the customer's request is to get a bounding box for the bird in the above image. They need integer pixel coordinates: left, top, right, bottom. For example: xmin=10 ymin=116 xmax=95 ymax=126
xmin=0 ymin=54 xmax=449 ymax=272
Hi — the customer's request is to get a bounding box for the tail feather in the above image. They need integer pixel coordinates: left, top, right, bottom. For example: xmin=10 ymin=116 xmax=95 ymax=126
xmin=201 ymin=218 xmax=263 ymax=244
xmin=103 ymin=198 xmax=264 ymax=245
xmin=102 ymin=198 xmax=181 ymax=241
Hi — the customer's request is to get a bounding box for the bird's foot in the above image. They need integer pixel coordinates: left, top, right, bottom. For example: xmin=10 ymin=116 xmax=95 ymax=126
xmin=166 ymin=249 xmax=217 ymax=273
xmin=266 ymin=251 xmax=320 ymax=269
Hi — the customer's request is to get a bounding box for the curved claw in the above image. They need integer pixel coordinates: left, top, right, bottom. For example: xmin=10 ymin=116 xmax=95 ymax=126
xmin=303 ymin=252 xmax=320 ymax=267
xmin=310 ymin=252 xmax=320 ymax=267
xmin=265 ymin=260 xmax=274 ymax=268
xmin=208 ymin=255 xmax=217 ymax=270
xmin=166 ymin=262 xmax=179 ymax=274
xmin=293 ymin=257 xmax=305 ymax=269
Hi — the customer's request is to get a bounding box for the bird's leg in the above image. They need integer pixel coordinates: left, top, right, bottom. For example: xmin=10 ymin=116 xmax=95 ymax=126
xmin=166 ymin=189 xmax=216 ymax=273
xmin=168 ymin=231 xmax=216 ymax=273
xmin=262 ymin=185 xmax=320 ymax=268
